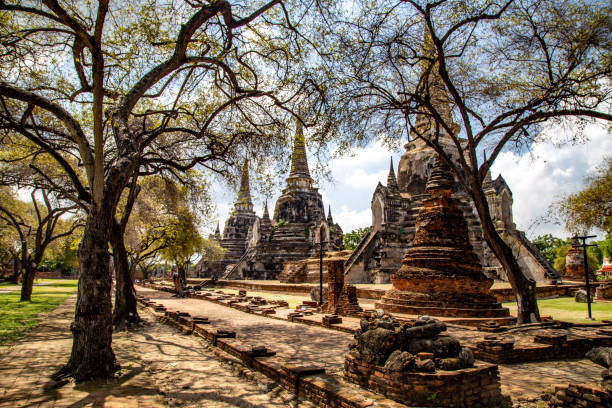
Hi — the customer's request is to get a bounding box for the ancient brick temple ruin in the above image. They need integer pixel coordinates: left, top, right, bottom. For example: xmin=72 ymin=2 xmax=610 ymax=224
xmin=277 ymin=249 xmax=352 ymax=283
xmin=194 ymin=160 xmax=258 ymax=278
xmin=321 ymin=260 xmax=363 ymax=316
xmin=345 ymin=312 xmax=504 ymax=407
xmin=376 ymin=156 xmax=511 ymax=319
xmin=563 ymin=238 xmax=596 ymax=282
xmin=344 ymin=35 xmax=558 ymax=285
xmin=596 ymin=283 xmax=612 ymax=300
xmin=549 ymin=348 xmax=612 ymax=407
xmin=199 ymin=122 xmax=344 ymax=280
xmin=344 ymin=147 xmax=558 ymax=284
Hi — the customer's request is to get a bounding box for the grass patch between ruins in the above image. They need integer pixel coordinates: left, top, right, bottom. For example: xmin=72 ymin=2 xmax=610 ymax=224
xmin=504 ymin=297 xmax=612 ymax=324
xmin=202 ymin=287 xmax=307 ymax=309
xmin=0 ymin=279 xmax=77 ymax=346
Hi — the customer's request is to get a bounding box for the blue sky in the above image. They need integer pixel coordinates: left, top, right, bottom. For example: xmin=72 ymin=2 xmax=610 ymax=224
xmin=209 ymin=121 xmax=610 ymax=241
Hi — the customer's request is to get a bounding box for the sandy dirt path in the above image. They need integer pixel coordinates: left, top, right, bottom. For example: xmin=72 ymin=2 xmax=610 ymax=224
xmin=0 ymin=294 xmax=309 ymax=407
xmin=137 ymin=286 xmax=604 ymax=404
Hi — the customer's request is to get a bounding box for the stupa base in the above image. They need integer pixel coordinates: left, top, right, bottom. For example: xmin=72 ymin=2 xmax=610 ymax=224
xmin=376 ymin=289 xmax=511 ymax=318
xmin=376 ymin=300 xmax=510 ymax=318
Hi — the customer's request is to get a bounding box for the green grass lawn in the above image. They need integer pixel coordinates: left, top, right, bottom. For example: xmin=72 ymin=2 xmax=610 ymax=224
xmin=0 ymin=279 xmax=78 ymax=346
xmin=0 ymin=281 xmax=17 ymax=288
xmin=503 ymin=297 xmax=612 ymax=324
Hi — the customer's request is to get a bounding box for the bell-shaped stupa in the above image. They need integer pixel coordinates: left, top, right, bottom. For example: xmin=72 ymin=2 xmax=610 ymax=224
xmin=376 ymin=156 xmax=510 ymax=318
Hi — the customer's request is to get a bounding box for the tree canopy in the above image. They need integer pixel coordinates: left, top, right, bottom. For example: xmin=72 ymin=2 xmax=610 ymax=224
xmin=312 ymin=0 xmax=611 ymax=323
xmin=343 ymin=226 xmax=371 ymax=250
xmin=0 ymin=0 xmax=609 ymax=378
xmin=532 ymin=234 xmax=569 ymax=264
xmin=0 ymin=0 xmax=333 ymax=381
xmin=130 ymin=174 xmax=221 ymax=276
xmin=555 ymin=157 xmax=611 ymax=234
xmin=598 ymin=234 xmax=612 ymax=261
xmin=0 ymin=186 xmax=81 ymax=300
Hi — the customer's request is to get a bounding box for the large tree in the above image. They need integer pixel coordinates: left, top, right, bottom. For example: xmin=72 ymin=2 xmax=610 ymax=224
xmin=149 ymin=175 xmax=210 ymax=286
xmin=555 ymin=157 xmax=611 ymax=234
xmin=343 ymin=226 xmax=372 ymax=250
xmin=0 ymin=187 xmax=81 ymax=300
xmin=320 ymin=0 xmax=611 ymax=322
xmin=0 ymin=211 xmax=20 ymax=282
xmin=0 ymin=0 xmax=326 ymax=380
xmin=532 ymin=234 xmax=568 ymax=265
xmin=112 ymin=173 xmax=222 ymax=326
xmin=110 ymin=174 xmax=141 ymax=330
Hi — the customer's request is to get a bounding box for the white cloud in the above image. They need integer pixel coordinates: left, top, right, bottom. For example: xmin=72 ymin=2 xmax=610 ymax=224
xmin=345 ymin=169 xmax=388 ymax=190
xmin=330 ymin=143 xmax=395 ymax=174
xmin=552 ymin=167 xmax=574 ymax=178
xmin=336 ymin=207 xmax=372 ymax=232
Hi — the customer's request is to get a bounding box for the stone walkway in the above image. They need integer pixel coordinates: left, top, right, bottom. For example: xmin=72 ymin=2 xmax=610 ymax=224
xmin=138 ymin=287 xmax=352 ymax=374
xmin=137 ymin=286 xmax=604 ymax=403
xmin=0 ymin=295 xmax=306 ymax=407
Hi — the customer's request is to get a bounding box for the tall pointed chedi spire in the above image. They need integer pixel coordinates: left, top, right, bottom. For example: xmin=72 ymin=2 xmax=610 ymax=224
xmin=289 ymin=120 xmax=310 ymax=178
xmin=261 ymin=200 xmax=271 ymax=226
xmin=235 ymin=159 xmax=254 ymax=212
xmin=327 ymin=204 xmax=333 ymax=224
xmin=387 ymin=157 xmax=399 ymax=192
xmin=284 ymin=120 xmax=314 ymax=192
xmin=412 ymin=25 xmax=460 ymax=141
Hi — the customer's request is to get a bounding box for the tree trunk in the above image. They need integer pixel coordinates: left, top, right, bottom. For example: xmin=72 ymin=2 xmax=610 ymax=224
xmin=141 ymin=265 xmax=150 ymax=280
xmin=10 ymin=257 xmax=21 ymax=283
xmin=56 ymin=206 xmax=118 ymax=382
xmin=173 ymin=269 xmax=186 ymax=298
xmin=178 ymin=263 xmax=188 ymax=289
xmin=470 ymin=181 xmax=541 ymax=323
xmin=110 ymin=221 xmax=140 ymax=330
xmin=20 ymin=263 xmax=36 ymax=301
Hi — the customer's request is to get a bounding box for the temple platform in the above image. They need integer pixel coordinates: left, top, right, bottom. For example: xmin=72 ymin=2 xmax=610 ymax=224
xmin=375 ymin=298 xmax=512 ymax=318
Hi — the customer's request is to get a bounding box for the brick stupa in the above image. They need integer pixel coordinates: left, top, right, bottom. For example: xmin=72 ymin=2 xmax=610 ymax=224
xmin=563 ymin=238 xmax=595 ymax=282
xmin=376 ymin=156 xmax=510 ymax=318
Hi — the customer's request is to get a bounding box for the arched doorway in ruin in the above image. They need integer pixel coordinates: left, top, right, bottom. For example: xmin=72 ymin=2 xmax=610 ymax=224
xmin=248 ymin=219 xmax=259 ymax=248
xmin=372 ymin=196 xmax=385 ymax=231
xmin=500 ymin=190 xmax=513 ymax=228
xmin=315 ymin=222 xmax=330 ymax=249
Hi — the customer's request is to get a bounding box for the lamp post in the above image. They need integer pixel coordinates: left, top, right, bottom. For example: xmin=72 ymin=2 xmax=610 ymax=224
xmin=572 ymin=235 xmax=597 ymax=320
xmin=319 ymin=240 xmax=328 ymax=306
